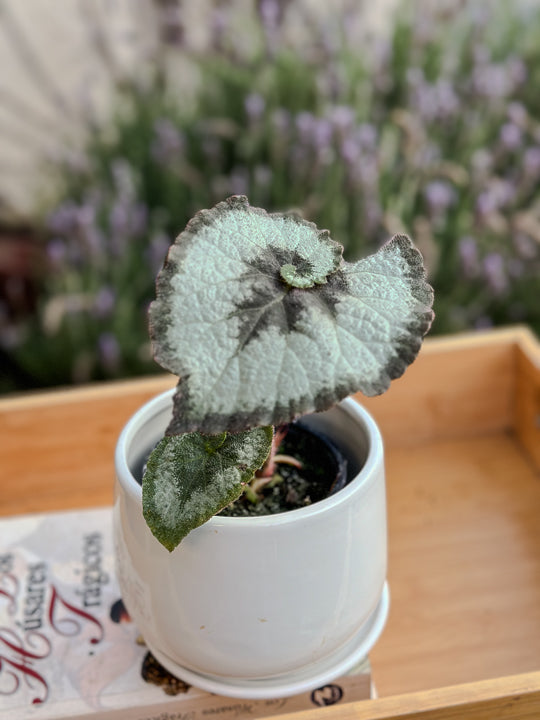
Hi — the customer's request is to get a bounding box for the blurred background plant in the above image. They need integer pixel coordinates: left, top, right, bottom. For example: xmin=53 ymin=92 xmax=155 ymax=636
xmin=1 ymin=0 xmax=539 ymax=392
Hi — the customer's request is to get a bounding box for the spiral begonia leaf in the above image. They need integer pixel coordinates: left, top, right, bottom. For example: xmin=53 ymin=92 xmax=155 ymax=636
xmin=150 ymin=195 xmax=434 ymax=435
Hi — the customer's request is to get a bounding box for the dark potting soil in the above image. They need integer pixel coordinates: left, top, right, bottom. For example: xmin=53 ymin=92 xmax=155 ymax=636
xmin=219 ymin=424 xmax=348 ymax=517
xmin=135 ymin=422 xmax=349 ymax=517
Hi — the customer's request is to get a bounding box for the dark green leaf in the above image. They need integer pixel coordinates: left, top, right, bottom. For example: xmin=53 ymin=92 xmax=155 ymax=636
xmin=142 ymin=425 xmax=273 ymax=550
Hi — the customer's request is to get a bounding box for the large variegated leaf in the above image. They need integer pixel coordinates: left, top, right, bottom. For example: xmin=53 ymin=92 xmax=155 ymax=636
xmin=150 ymin=195 xmax=434 ymax=435
xmin=142 ymin=426 xmax=273 ymax=551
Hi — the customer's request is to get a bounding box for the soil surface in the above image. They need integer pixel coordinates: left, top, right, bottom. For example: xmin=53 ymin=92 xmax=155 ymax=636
xmin=219 ymin=423 xmax=347 ymax=517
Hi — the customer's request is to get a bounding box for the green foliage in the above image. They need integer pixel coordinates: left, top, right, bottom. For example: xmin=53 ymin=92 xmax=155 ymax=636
xmin=3 ymin=0 xmax=540 ymax=391
xmin=142 ymin=425 xmax=273 ymax=550
xmin=144 ymin=195 xmax=432 ymax=546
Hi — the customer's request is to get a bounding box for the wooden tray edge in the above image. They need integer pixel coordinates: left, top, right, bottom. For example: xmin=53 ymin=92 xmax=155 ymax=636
xmin=276 ymin=669 xmax=540 ymax=720
xmin=515 ymin=330 xmax=540 ymax=470
xmin=357 ymin=326 xmax=540 ymax=447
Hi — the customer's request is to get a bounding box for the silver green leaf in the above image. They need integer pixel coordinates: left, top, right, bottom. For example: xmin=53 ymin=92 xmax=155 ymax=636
xmin=142 ymin=426 xmax=273 ymax=551
xmin=150 ymin=195 xmax=434 ymax=435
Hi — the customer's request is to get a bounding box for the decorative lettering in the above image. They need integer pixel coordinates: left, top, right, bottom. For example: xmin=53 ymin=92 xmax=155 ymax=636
xmin=0 ymin=628 xmax=51 ymax=704
xmin=48 ymin=585 xmax=105 ymax=644
xmin=23 ymin=562 xmax=47 ymax=632
xmin=0 ymin=530 xmax=108 ymax=709
xmin=76 ymin=532 xmax=109 ymax=608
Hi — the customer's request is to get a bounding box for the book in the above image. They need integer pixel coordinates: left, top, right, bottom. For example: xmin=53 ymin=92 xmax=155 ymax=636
xmin=0 ymin=507 xmax=372 ymax=719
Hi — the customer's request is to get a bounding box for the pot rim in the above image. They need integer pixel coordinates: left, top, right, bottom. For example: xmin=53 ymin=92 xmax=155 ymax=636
xmin=115 ymin=389 xmax=384 ymax=530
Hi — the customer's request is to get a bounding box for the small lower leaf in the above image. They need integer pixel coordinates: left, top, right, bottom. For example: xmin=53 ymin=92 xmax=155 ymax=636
xmin=142 ymin=426 xmax=273 ymax=551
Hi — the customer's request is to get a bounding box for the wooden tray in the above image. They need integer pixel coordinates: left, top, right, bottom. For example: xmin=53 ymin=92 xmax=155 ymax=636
xmin=1 ymin=326 xmax=540 ymax=719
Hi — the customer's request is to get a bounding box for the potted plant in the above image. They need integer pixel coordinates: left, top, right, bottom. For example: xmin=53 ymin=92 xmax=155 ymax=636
xmin=113 ymin=195 xmax=434 ymax=699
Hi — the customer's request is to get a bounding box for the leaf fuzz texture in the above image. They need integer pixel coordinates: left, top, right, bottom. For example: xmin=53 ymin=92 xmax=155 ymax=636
xmin=150 ymin=196 xmax=434 ymax=435
xmin=142 ymin=425 xmax=273 ymax=550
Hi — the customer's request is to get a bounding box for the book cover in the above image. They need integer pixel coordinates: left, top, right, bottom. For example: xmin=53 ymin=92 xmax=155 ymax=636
xmin=0 ymin=507 xmax=371 ymax=719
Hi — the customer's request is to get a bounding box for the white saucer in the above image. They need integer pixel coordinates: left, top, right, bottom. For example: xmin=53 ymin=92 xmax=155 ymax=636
xmin=148 ymin=582 xmax=389 ymax=699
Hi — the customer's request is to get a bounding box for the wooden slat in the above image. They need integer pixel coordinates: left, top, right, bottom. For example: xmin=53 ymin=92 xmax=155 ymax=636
xmin=515 ymin=333 xmax=540 ymax=470
xmin=274 ymin=671 xmax=540 ymax=720
xmin=370 ymin=434 xmax=540 ymax=696
xmin=357 ymin=327 xmax=531 ymax=446
xmin=0 ymin=375 xmax=176 ymax=517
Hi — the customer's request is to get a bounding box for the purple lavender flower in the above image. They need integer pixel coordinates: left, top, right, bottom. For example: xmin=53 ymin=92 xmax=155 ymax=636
xmin=372 ymin=38 xmax=392 ymax=92
xmin=476 ymin=180 xmax=514 ymax=217
xmin=458 ymin=236 xmax=479 ymax=278
xmin=409 ymin=72 xmax=459 ymax=122
xmin=47 ymin=239 xmax=67 ymax=268
xmin=340 ymin=137 xmax=360 ymax=165
xmin=258 ymin=0 xmax=281 ymax=30
xmin=312 ymin=118 xmax=334 ymax=153
xmin=483 ymin=252 xmax=508 ymax=295
xmin=71 ymin=201 xmax=104 ymax=259
xmin=109 ymin=200 xmax=130 ymax=238
xmin=151 ymin=118 xmax=184 ymax=164
xmin=355 ymin=123 xmax=377 ymax=151
xmin=524 ymin=147 xmax=540 ymax=177
xmin=434 ymin=79 xmax=459 ymax=118
xmin=257 ymin=0 xmax=285 ymax=55
xmin=76 ymin=203 xmax=96 ymax=229
xmin=472 ymin=63 xmax=512 ymax=99
xmin=423 ymin=180 xmax=456 ymax=214
xmin=476 ymin=191 xmax=498 ymax=217
xmin=507 ymin=101 xmax=527 ymax=126
xmin=473 ymin=56 xmax=526 ymax=100
xmin=98 ymin=332 xmax=121 ymax=372
xmin=47 ymin=202 xmax=78 ymax=235
xmin=295 ymin=112 xmax=316 ymax=139
xmin=329 ymin=106 xmax=356 ymax=133
xmin=499 ymin=122 xmax=522 ymax=150
xmin=93 ymin=287 xmax=116 ymax=318
xmin=245 ymin=93 xmax=265 ymax=121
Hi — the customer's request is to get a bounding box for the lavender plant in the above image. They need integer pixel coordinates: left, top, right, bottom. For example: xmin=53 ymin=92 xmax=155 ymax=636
xmin=142 ymin=195 xmax=434 ymax=550
xmin=2 ymin=0 xmax=540 ymax=391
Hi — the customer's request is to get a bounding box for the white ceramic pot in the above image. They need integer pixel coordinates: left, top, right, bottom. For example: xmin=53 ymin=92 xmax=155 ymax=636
xmin=113 ymin=390 xmax=389 ymax=699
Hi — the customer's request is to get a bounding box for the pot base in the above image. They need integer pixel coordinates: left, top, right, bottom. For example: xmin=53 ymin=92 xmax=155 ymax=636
xmin=147 ymin=582 xmax=389 ymax=700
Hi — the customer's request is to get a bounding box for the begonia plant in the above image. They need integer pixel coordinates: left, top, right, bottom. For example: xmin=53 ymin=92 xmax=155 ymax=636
xmin=143 ymin=195 xmax=434 ymax=550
